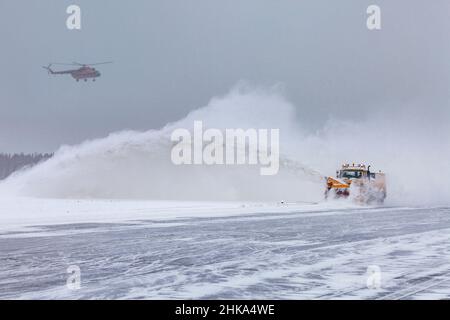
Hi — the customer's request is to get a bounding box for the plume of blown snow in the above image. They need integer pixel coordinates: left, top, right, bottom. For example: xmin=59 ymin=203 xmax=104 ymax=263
xmin=1 ymin=84 xmax=449 ymax=206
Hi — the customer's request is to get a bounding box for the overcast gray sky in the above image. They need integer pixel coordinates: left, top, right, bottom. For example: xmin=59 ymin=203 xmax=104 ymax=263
xmin=0 ymin=0 xmax=449 ymax=152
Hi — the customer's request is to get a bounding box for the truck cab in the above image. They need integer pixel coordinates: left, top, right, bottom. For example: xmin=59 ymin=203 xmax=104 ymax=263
xmin=327 ymin=163 xmax=386 ymax=204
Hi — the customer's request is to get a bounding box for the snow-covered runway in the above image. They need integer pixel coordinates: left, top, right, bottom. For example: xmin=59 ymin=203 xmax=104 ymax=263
xmin=0 ymin=201 xmax=449 ymax=299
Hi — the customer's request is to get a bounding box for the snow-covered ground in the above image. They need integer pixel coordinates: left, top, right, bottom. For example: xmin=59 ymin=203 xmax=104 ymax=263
xmin=0 ymin=198 xmax=449 ymax=299
xmin=0 ymin=198 xmax=357 ymax=233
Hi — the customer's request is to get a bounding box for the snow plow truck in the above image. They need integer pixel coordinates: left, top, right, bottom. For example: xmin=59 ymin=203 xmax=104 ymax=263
xmin=325 ymin=164 xmax=386 ymax=204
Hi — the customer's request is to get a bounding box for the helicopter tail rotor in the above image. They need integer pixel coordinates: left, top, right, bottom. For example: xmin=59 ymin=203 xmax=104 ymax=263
xmin=42 ymin=64 xmax=53 ymax=74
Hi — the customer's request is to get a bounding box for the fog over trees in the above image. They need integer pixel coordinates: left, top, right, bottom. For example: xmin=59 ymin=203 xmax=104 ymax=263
xmin=0 ymin=153 xmax=52 ymax=180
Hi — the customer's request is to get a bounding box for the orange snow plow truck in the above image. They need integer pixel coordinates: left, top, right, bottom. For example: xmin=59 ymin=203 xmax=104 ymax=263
xmin=326 ymin=164 xmax=386 ymax=204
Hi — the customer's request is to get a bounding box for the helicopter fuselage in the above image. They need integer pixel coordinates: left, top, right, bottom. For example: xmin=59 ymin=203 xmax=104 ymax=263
xmin=44 ymin=64 xmax=105 ymax=82
xmin=70 ymin=66 xmax=101 ymax=81
xmin=57 ymin=66 xmax=100 ymax=81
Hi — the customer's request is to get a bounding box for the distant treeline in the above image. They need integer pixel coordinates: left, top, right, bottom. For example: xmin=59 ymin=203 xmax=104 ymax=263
xmin=0 ymin=153 xmax=53 ymax=180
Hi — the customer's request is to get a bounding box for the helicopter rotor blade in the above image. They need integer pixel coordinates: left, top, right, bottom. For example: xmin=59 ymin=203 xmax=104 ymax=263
xmin=91 ymin=61 xmax=113 ymax=65
xmin=78 ymin=61 xmax=114 ymax=66
xmin=52 ymin=62 xmax=77 ymax=65
xmin=49 ymin=61 xmax=113 ymax=67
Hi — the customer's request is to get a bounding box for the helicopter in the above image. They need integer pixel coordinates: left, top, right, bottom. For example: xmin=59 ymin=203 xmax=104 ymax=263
xmin=42 ymin=62 xmax=113 ymax=82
